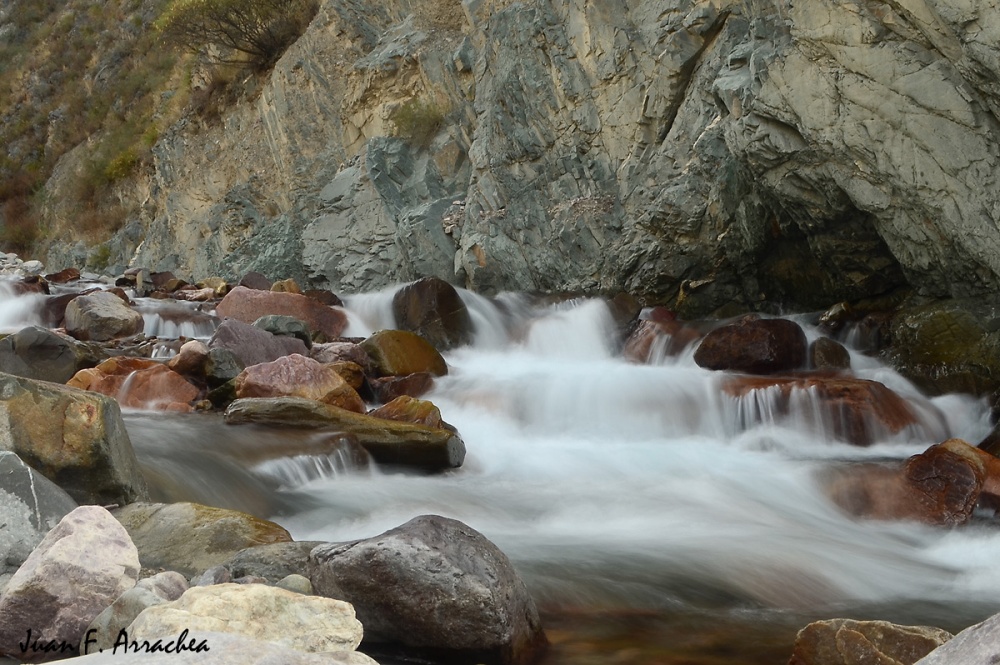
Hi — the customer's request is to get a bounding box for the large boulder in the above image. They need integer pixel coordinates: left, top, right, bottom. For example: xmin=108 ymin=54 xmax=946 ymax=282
xmin=0 ymin=452 xmax=78 ymax=584
xmin=361 ymin=330 xmax=448 ymax=377
xmin=84 ymin=571 xmax=190 ymax=652
xmin=0 ymin=506 xmax=140 ymax=662
xmin=915 ymin=612 xmax=1000 ymax=665
xmin=369 ymin=396 xmax=445 ymax=429
xmin=223 ymin=541 xmax=324 ymax=583
xmin=0 ymin=373 xmax=148 ymax=505
xmin=789 ymin=618 xmax=952 ymax=665
xmin=126 ymin=584 xmax=363 ymax=655
xmin=70 ymin=358 xmax=200 ymax=412
xmin=309 ymin=515 xmax=547 ymax=665
xmin=0 ymin=326 xmax=82 ymax=384
xmin=391 ymin=277 xmax=474 ymax=350
xmin=112 ymin=502 xmax=293 ymax=577
xmin=64 ymin=291 xmax=144 ymax=342
xmin=208 ymin=319 xmax=308 ymax=369
xmin=225 ymin=397 xmax=465 ymax=469
xmin=694 ymin=317 xmax=808 ymax=374
xmin=215 ymin=286 xmax=347 ymax=339
xmin=234 ymin=354 xmax=366 ymax=413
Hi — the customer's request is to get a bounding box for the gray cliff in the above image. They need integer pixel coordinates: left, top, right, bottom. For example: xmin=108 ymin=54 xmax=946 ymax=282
xmin=45 ymin=0 xmax=1000 ymax=314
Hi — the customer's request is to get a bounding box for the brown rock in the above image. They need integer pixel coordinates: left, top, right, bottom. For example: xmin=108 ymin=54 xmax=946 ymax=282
xmin=694 ymin=316 xmax=807 ymax=374
xmin=149 ymin=271 xmax=177 ymax=290
xmin=311 ymin=341 xmax=371 ymax=371
xmin=64 ymin=291 xmax=144 ymax=342
xmin=68 ymin=357 xmax=160 ymax=393
xmin=235 ymin=354 xmax=366 ymax=412
xmin=70 ymin=357 xmax=200 ymax=411
xmin=371 ymin=373 xmax=435 ymax=402
xmin=788 ymin=618 xmax=951 ymax=665
xmin=216 ymin=286 xmax=347 ymax=338
xmin=10 ymin=275 xmax=48 ymax=295
xmin=722 ymin=375 xmax=918 ymax=446
xmin=172 ymin=286 xmax=216 ymax=302
xmin=43 ymin=267 xmax=80 ymax=284
xmin=239 ymin=271 xmax=272 ymax=291
xmin=810 ymin=337 xmax=852 ymax=370
xmin=196 ymin=276 xmax=229 ymax=296
xmin=326 ymin=361 xmax=366 ymax=391
xmin=166 ymin=340 xmax=210 ymax=379
xmin=392 ymin=277 xmax=474 ymax=350
xmin=623 ymin=319 xmax=702 ymax=363
xmin=270 ymin=278 xmax=302 ymax=294
xmin=361 ymin=329 xmax=448 ymax=377
xmin=370 ymin=396 xmax=445 ymax=429
xmin=304 ymin=289 xmax=343 ymax=307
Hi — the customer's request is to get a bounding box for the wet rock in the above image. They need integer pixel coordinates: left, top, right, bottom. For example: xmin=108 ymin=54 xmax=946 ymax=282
xmin=0 ymin=325 xmax=81 ymax=383
xmin=392 ymin=277 xmax=474 ymax=351
xmin=270 ymin=278 xmax=302 ymax=294
xmin=311 ymin=342 xmax=372 ymax=371
xmin=225 ymin=397 xmax=465 ymax=469
xmin=370 ymin=396 xmax=445 ymax=429
xmin=252 ymin=315 xmax=312 ymax=349
xmin=84 ymin=571 xmax=190 ymax=652
xmin=810 ymin=337 xmax=851 ymax=371
xmin=788 ymin=618 xmax=951 ymax=665
xmin=327 ymin=361 xmax=366 ymax=391
xmin=112 ymin=502 xmax=292 ymax=577
xmin=361 ymin=329 xmax=448 ymax=377
xmin=69 ymin=358 xmax=200 ymax=412
xmin=223 ymin=541 xmax=324 ymax=583
xmin=304 ymin=288 xmax=343 ymax=307
xmin=370 ymin=373 xmax=435 ymax=402
xmin=43 ymin=267 xmax=80 ymax=284
xmin=167 ymin=340 xmax=211 ymax=379
xmin=0 ymin=451 xmax=78 ymax=581
xmin=208 ymin=318 xmax=308 ymax=368
xmin=722 ymin=375 xmax=920 ymax=446
xmin=238 ymin=272 xmax=272 ymax=291
xmin=694 ymin=317 xmax=808 ymax=374
xmin=309 ymin=515 xmax=547 ymax=665
xmin=0 ymin=372 xmax=148 ymax=505
xmin=622 ymin=318 xmax=702 ymax=363
xmin=64 ymin=291 xmax=144 ymax=342
xmin=205 ymin=348 xmax=245 ymax=388
xmin=10 ymin=275 xmax=48 ymax=295
xmin=128 ymin=583 xmax=363 ymax=654
xmin=216 ymin=286 xmax=346 ymax=339
xmin=914 ymin=611 xmax=1000 ymax=665
xmin=0 ymin=506 xmax=140 ymax=662
xmin=234 ymin=354 xmax=366 ymax=413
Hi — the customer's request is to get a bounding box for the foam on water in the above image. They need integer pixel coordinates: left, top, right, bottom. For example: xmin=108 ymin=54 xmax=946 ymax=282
xmin=0 ymin=281 xmax=45 ymax=331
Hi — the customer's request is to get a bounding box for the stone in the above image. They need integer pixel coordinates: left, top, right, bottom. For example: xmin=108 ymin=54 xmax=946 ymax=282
xmin=915 ymin=612 xmax=1000 ymax=665
xmin=810 ymin=337 xmax=852 ymax=371
xmin=310 ymin=342 xmax=372 ymax=371
xmin=370 ymin=373 xmax=435 ymax=402
xmin=234 ymin=354 xmax=366 ymax=412
xmin=722 ymin=375 xmax=921 ymax=446
xmin=303 ymin=289 xmax=343 ymax=307
xmin=361 ymin=329 xmax=448 ymax=377
xmin=391 ymin=277 xmax=474 ymax=350
xmin=269 ymin=278 xmax=302 ymax=294
xmin=216 ymin=286 xmax=346 ymax=338
xmin=192 ymin=565 xmax=232 ymax=586
xmin=0 ymin=506 xmax=140 ymax=661
xmin=276 ymin=574 xmax=313 ymax=595
xmin=225 ymin=397 xmax=465 ymax=469
xmin=622 ymin=318 xmax=702 ymax=363
xmin=196 ymin=277 xmax=229 ymax=296
xmin=172 ymin=287 xmax=216 ymax=302
xmin=84 ymin=571 xmax=190 ymax=652
xmin=69 ymin=358 xmax=200 ymax=412
xmin=112 ymin=502 xmax=292 ymax=577
xmin=43 ymin=267 xmax=80 ymax=284
xmin=127 ymin=583 xmax=362 ymax=654
xmin=309 ymin=515 xmax=547 ymax=664
xmin=0 ymin=373 xmax=148 ymax=505
xmin=166 ymin=340 xmax=211 ymax=379
xmin=223 ymin=541 xmax=324 ymax=583
xmin=64 ymin=291 xmax=144 ymax=342
xmin=694 ymin=317 xmax=808 ymax=375
xmin=789 ymin=618 xmax=952 ymax=665
xmin=369 ymin=396 xmax=444 ymax=429
xmin=0 ymin=325 xmax=81 ymax=384
xmin=149 ymin=271 xmax=178 ymax=290
xmin=0 ymin=451 xmax=78 ymax=579
xmin=208 ymin=318 xmax=308 ymax=369
xmin=327 ymin=361 xmax=366 ymax=391
xmin=238 ymin=272 xmax=272 ymax=291
xmin=252 ymin=314 xmax=312 ymax=348
xmin=205 ymin=348 xmax=245 ymax=387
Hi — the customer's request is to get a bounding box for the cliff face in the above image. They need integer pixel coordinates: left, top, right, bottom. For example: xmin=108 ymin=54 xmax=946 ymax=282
xmin=44 ymin=0 xmax=1000 ymax=314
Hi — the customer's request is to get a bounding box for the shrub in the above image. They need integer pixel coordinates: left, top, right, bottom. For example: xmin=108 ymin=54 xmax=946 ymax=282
xmin=391 ymin=97 xmax=447 ymax=149
xmin=0 ymin=196 xmax=39 ymax=255
xmin=156 ymin=0 xmax=319 ymax=70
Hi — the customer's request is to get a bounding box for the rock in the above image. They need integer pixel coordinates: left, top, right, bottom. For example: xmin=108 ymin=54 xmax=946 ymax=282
xmin=0 ymin=506 xmax=140 ymax=661
xmin=216 ymin=286 xmax=346 ymax=338
xmin=223 ymin=541 xmax=324 ymax=583
xmin=196 ymin=277 xmax=229 ymax=297
xmin=234 ymin=354 xmax=366 ymax=412
xmin=172 ymin=287 xmax=216 ymax=302
xmin=204 ymin=348 xmax=245 ymax=388
xmin=192 ymin=565 xmax=232 ymax=586
xmin=208 ymin=318 xmax=308 ymax=368
xmin=127 ymin=583 xmax=362 ymax=654
xmin=310 ymin=342 xmax=372 ymax=371
xmin=309 ymin=515 xmax=547 ymax=664
xmin=252 ymin=315 xmax=312 ymax=348
xmin=915 ymin=611 xmax=1000 ymax=665
xmin=238 ymin=272 xmax=272 ymax=291
xmin=369 ymin=396 xmax=444 ymax=429
xmin=43 ymin=267 xmax=80 ymax=284
xmin=225 ymin=397 xmax=465 ymax=469
xmin=112 ymin=502 xmax=293 ymax=577
xmin=64 ymin=291 xmax=144 ymax=342
xmin=41 ymin=291 xmax=85 ymax=328
xmin=304 ymin=289 xmax=343 ymax=307
xmin=391 ymin=277 xmax=474 ymax=350
xmin=149 ymin=271 xmax=178 ymax=290
xmin=361 ymin=329 xmax=448 ymax=377
xmin=84 ymin=571 xmax=190 ymax=652
xmin=788 ymin=618 xmax=952 ymax=665
xmin=0 ymin=373 xmax=148 ymax=505
xmin=269 ymin=278 xmax=302 ymax=294
xmin=370 ymin=373 xmax=435 ymax=402
xmin=810 ymin=337 xmax=851 ymax=371
xmin=622 ymin=318 xmax=702 ymax=363
xmin=327 ymin=361 xmax=366 ymax=391
xmin=0 ymin=452 xmax=78 ymax=580
xmin=276 ymin=574 xmax=312 ymax=595
xmin=69 ymin=358 xmax=200 ymax=412
xmin=0 ymin=325 xmax=81 ymax=384
xmin=166 ymin=340 xmax=211 ymax=379
xmin=694 ymin=317 xmax=808 ymax=374
xmin=722 ymin=375 xmax=921 ymax=446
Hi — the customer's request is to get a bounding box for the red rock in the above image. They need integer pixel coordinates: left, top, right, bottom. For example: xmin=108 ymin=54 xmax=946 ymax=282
xmin=235 ymin=354 xmax=366 ymax=412
xmin=622 ymin=319 xmax=702 ymax=363
xmin=304 ymin=289 xmax=343 ymax=307
xmin=69 ymin=357 xmax=200 ymax=411
xmin=694 ymin=316 xmax=807 ymax=374
xmin=216 ymin=286 xmax=347 ymax=339
xmin=788 ymin=618 xmax=951 ymax=665
xmin=371 ymin=373 xmax=435 ymax=402
xmin=43 ymin=267 xmax=80 ymax=284
xmin=392 ymin=277 xmax=474 ymax=351
xmin=9 ymin=275 xmax=48 ymax=295
xmin=239 ymin=272 xmax=272 ymax=291
xmin=370 ymin=396 xmax=445 ymax=428
xmin=722 ymin=375 xmax=917 ymax=446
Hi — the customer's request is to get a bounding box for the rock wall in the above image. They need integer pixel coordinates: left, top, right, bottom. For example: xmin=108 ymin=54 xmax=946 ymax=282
xmin=44 ymin=0 xmax=1000 ymax=315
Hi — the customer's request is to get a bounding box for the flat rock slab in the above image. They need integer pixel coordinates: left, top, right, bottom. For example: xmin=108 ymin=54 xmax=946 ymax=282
xmin=208 ymin=319 xmax=307 ymax=369
xmin=790 ymin=618 xmax=952 ymax=665
xmin=216 ymin=286 xmax=347 ymax=339
xmin=224 ymin=397 xmax=465 ymax=469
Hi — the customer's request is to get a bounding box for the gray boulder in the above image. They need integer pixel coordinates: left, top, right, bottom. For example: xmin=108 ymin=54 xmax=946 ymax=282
xmin=64 ymin=291 xmax=143 ymax=342
xmin=223 ymin=541 xmax=324 ymax=583
xmin=915 ymin=612 xmax=1000 ymax=665
xmin=309 ymin=515 xmax=547 ymax=665
xmin=252 ymin=315 xmax=312 ymax=348
xmin=0 ymin=326 xmax=81 ymax=384
xmin=84 ymin=571 xmax=190 ymax=652
xmin=208 ymin=319 xmax=307 ymax=369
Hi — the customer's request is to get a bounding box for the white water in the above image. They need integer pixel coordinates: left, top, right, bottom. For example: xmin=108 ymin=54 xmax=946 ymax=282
xmin=0 ymin=280 xmax=45 ymax=331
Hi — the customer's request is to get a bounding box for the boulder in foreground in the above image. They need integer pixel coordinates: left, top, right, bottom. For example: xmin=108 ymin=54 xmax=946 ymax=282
xmin=788 ymin=618 xmax=951 ymax=665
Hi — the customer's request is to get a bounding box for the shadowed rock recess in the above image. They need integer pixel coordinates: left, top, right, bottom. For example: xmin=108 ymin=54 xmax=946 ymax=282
xmin=41 ymin=0 xmax=1000 ymax=314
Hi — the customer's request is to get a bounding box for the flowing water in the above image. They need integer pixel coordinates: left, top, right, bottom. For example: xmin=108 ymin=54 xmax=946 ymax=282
xmin=10 ymin=280 xmax=1000 ymax=663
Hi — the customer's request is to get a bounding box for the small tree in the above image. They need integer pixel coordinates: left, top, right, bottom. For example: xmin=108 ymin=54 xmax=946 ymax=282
xmin=156 ymin=0 xmax=318 ymax=70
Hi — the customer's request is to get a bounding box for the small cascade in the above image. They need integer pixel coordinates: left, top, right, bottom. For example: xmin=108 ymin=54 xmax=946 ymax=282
xmin=0 ymin=281 xmax=45 ymax=332
xmin=342 ymin=285 xmax=400 ymax=336
xmin=252 ymin=448 xmax=370 ymax=489
xmin=133 ymin=299 xmax=218 ymax=340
